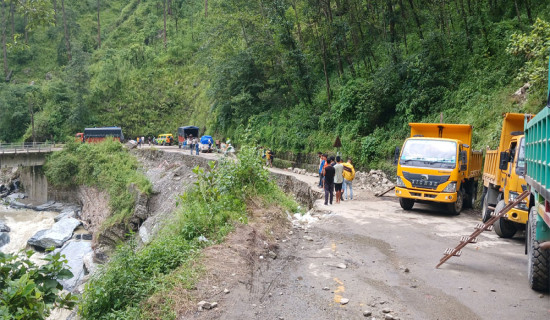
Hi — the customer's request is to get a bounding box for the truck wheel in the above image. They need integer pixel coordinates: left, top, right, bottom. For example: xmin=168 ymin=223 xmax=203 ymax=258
xmin=464 ymin=184 xmax=477 ymax=209
xmin=527 ymin=206 xmax=550 ymax=292
xmin=399 ymin=198 xmax=414 ymax=210
xmin=447 ymin=191 xmax=463 ymax=215
xmin=493 ymin=200 xmax=517 ymax=238
xmin=481 ymin=192 xmax=493 ymax=223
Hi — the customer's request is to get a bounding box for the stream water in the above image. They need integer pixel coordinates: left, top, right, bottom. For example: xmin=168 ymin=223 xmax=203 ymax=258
xmin=0 ymin=205 xmax=58 ymax=254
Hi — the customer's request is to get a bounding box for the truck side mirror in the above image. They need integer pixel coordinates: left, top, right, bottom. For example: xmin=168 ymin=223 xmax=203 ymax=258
xmin=459 ymin=150 xmax=467 ymax=171
xmin=499 ymin=151 xmax=510 ymax=170
xmin=393 ymin=147 xmax=400 ymax=165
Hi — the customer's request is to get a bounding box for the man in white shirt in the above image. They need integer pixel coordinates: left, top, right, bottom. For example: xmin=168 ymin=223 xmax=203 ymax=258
xmin=334 ymin=156 xmax=344 ymax=204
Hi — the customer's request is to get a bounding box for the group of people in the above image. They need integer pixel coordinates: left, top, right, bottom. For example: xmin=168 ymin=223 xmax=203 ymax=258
xmin=136 ymin=136 xmax=151 ymax=148
xmin=185 ymin=135 xmax=200 ymax=155
xmin=318 ymin=153 xmax=355 ymax=206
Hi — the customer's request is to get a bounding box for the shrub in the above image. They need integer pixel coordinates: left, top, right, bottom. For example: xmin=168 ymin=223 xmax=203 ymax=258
xmin=0 ymin=250 xmax=78 ymax=319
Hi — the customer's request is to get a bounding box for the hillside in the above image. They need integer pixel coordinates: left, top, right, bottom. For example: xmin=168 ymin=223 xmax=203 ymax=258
xmin=0 ymin=0 xmax=549 ymax=169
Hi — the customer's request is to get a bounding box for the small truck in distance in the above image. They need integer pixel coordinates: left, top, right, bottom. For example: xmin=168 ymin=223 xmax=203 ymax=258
xmin=395 ymin=123 xmax=483 ymax=215
xmin=481 ymin=113 xmax=533 ymax=238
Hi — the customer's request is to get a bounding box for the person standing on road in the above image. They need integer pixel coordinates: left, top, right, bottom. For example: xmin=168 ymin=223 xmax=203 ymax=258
xmin=195 ymin=138 xmax=200 ymax=155
xmin=137 ymin=137 xmax=141 ymax=148
xmin=318 ymin=152 xmax=324 ymax=188
xmin=334 ymin=156 xmax=344 ymax=204
xmin=189 ymin=135 xmax=194 ymax=155
xmin=148 ymin=136 xmax=152 ymax=146
xmin=141 ymin=136 xmax=145 ymax=147
xmin=323 ymin=157 xmax=335 ymax=205
xmin=342 ymin=158 xmax=355 ymax=200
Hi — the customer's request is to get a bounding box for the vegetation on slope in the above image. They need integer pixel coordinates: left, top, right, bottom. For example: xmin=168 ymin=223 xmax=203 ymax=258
xmin=0 ymin=1 xmax=549 ymax=169
xmin=44 ymin=139 xmax=152 ymax=228
xmin=79 ymin=146 xmax=299 ymax=319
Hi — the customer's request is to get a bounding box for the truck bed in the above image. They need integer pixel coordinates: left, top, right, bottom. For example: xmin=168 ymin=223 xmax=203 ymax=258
xmin=482 ymin=149 xmax=499 ymax=187
xmin=469 ymin=150 xmax=483 ymax=179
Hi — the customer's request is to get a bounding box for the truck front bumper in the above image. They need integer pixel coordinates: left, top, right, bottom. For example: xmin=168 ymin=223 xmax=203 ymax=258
xmin=395 ymin=187 xmax=456 ymax=203
xmin=504 ymin=207 xmax=528 ymax=225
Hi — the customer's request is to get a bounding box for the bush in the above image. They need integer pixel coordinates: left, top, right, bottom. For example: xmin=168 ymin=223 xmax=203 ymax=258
xmin=0 ymin=250 xmax=78 ymax=319
xmin=44 ymin=139 xmax=153 ymax=229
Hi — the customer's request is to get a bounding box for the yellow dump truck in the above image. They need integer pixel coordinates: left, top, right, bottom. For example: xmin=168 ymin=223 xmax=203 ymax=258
xmin=481 ymin=113 xmax=533 ymax=238
xmin=395 ymin=123 xmax=483 ymax=215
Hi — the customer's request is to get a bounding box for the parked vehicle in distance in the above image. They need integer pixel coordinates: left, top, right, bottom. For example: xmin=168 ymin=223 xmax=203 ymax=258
xmin=199 ymin=135 xmax=214 ymax=153
xmin=481 ymin=113 xmax=534 ymax=238
xmin=75 ymin=132 xmax=84 ymax=143
xmin=394 ymin=123 xmax=483 ymax=215
xmin=178 ymin=126 xmax=199 ymax=148
xmin=82 ymin=127 xmax=124 ymax=143
xmin=156 ymin=134 xmax=174 ymax=146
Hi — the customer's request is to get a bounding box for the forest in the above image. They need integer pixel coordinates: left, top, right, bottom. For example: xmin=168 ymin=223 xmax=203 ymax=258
xmin=0 ymin=0 xmax=549 ymax=169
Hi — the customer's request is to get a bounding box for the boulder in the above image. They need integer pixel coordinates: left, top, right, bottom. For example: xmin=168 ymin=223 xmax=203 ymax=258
xmin=54 ymin=208 xmax=78 ymax=222
xmin=0 ymin=232 xmax=9 ymax=248
xmin=54 ymin=241 xmax=93 ymax=291
xmin=82 ymin=251 xmax=97 ymax=275
xmin=0 ymin=220 xmax=10 ymax=232
xmin=27 ymin=218 xmax=81 ymax=249
xmin=34 ymin=201 xmax=65 ymax=212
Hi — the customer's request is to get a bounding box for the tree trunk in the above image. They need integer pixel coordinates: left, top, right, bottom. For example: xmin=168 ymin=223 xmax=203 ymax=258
xmin=9 ymin=0 xmax=13 ymax=38
xmin=163 ymin=0 xmax=167 ymax=48
xmin=386 ymin=0 xmax=398 ymax=63
xmin=407 ymin=0 xmax=423 ymax=39
xmin=457 ymin=0 xmax=472 ymax=52
xmin=1 ymin=0 xmax=7 ymax=79
xmin=204 ymin=0 xmax=208 ymax=18
xmin=61 ymin=0 xmax=71 ymax=61
xmin=315 ymin=23 xmax=331 ymax=106
xmin=291 ymin=0 xmax=303 ymax=47
xmin=97 ymin=0 xmax=101 ymax=49
xmin=513 ymin=0 xmax=521 ymax=23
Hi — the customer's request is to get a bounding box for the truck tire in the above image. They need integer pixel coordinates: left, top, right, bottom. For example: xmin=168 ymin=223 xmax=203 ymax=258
xmin=493 ymin=200 xmax=517 ymax=238
xmin=464 ymin=184 xmax=477 ymax=209
xmin=527 ymin=206 xmax=550 ymax=292
xmin=399 ymin=198 xmax=414 ymax=210
xmin=447 ymin=191 xmax=463 ymax=215
xmin=481 ymin=192 xmax=493 ymax=223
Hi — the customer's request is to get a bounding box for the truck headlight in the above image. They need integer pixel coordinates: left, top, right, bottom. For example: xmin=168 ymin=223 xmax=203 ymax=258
xmin=509 ymin=191 xmax=528 ymax=210
xmin=396 ymin=176 xmax=405 ymax=187
xmin=509 ymin=192 xmax=518 ymax=202
xmin=442 ymin=182 xmax=456 ymax=193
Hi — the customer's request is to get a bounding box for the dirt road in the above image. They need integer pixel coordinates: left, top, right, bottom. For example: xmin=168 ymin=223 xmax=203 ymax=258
xmin=150 ymin=146 xmax=550 ymax=319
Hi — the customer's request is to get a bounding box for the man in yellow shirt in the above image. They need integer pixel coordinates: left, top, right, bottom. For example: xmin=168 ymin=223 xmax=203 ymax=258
xmin=342 ymin=158 xmax=355 ymax=200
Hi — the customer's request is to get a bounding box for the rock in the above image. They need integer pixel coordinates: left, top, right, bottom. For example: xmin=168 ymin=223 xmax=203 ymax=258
xmin=9 ymin=200 xmax=28 ymax=209
xmin=404 ymin=268 xmax=410 ymax=273
xmin=303 ymin=235 xmax=313 ymax=241
xmin=382 ymin=308 xmax=391 ymax=313
xmin=82 ymin=252 xmax=97 ymax=274
xmin=0 ymin=220 xmax=10 ymax=232
xmin=385 ymin=315 xmax=395 ymax=320
xmin=268 ymin=251 xmax=277 ymax=259
xmin=340 ymin=298 xmax=349 ymax=305
xmin=54 ymin=241 xmax=93 ymax=291
xmin=259 ymin=255 xmax=264 ymax=260
xmin=34 ymin=201 xmax=65 ymax=212
xmin=0 ymin=232 xmax=9 ymax=248
xmin=325 ymin=262 xmax=347 ymax=269
xmin=81 ymin=234 xmax=92 ymax=241
xmin=490 ymin=289 xmax=496 ymax=292
xmin=27 ymin=217 xmax=81 ymax=249
xmin=54 ymin=209 xmax=77 ymax=222
xmin=211 ymin=302 xmax=218 ymax=308
xmin=363 ymin=310 xmax=372 ymax=317
xmin=322 ymin=287 xmax=330 ymax=291
xmin=540 ymin=294 xmax=545 ymax=298
xmin=224 ymin=288 xmax=230 ymax=294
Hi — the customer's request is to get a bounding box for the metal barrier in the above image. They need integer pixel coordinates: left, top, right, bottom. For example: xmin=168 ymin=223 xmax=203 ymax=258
xmin=0 ymin=142 xmax=55 ymax=154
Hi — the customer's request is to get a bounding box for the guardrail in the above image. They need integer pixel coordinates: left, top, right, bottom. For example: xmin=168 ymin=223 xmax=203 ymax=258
xmin=0 ymin=142 xmax=56 ymax=154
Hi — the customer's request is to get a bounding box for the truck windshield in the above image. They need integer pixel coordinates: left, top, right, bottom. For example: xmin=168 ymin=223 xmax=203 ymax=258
xmin=400 ymin=139 xmax=457 ymax=169
xmin=516 ymin=137 xmax=525 ymax=176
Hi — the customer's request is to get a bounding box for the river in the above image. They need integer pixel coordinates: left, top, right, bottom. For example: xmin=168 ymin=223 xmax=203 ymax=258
xmin=0 ymin=205 xmax=58 ymax=254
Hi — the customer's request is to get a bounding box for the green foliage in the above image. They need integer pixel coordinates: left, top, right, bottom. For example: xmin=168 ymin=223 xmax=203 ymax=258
xmin=44 ymin=140 xmax=152 ymax=228
xmin=0 ymin=250 xmax=77 ymax=319
xmin=79 ymin=146 xmax=298 ymax=319
xmin=507 ymin=18 xmax=550 ymax=90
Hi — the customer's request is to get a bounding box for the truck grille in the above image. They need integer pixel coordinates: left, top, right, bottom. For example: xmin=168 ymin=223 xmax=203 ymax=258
xmin=402 ymin=172 xmax=450 ymax=190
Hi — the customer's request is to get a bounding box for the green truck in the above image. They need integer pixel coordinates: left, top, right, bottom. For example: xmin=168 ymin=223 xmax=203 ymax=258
xmin=524 ymin=63 xmax=550 ymax=292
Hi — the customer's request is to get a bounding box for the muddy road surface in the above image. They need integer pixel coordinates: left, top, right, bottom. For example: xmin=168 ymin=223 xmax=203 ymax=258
xmin=148 ymin=146 xmax=550 ymax=319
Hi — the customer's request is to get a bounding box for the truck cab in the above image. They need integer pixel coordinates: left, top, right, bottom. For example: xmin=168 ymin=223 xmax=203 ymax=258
xmin=395 ymin=123 xmax=482 ymax=215
xmin=481 ymin=113 xmax=533 ymax=238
